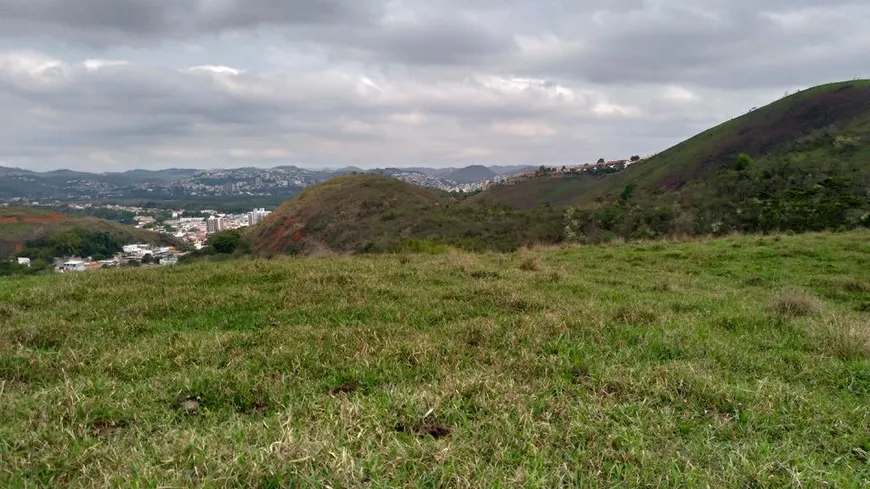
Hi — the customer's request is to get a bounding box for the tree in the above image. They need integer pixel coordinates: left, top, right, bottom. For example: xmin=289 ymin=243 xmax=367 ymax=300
xmin=620 ymin=183 xmax=637 ymax=202
xmin=597 ymin=158 xmax=605 ymax=164
xmin=209 ymin=229 xmax=244 ymax=254
xmin=734 ymin=153 xmax=753 ymax=171
xmin=630 ymin=155 xmax=641 ymax=162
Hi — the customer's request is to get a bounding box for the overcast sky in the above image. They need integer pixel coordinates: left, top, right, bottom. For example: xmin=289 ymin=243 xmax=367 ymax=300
xmin=1 ymin=0 xmax=868 ymax=171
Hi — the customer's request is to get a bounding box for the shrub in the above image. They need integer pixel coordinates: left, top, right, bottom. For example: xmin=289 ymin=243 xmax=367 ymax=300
xmin=734 ymin=153 xmax=753 ymax=171
xmin=208 ymin=230 xmax=244 ymax=254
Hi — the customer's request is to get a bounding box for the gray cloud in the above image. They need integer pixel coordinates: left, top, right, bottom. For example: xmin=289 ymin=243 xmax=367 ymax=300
xmin=0 ymin=0 xmax=867 ymax=171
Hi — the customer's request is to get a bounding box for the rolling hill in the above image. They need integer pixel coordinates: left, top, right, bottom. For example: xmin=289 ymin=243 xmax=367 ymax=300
xmin=0 ymin=207 xmax=172 ymax=259
xmin=250 ymin=174 xmax=563 ymax=255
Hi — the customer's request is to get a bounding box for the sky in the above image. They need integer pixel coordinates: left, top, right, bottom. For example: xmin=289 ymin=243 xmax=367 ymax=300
xmin=0 ymin=0 xmax=868 ymax=172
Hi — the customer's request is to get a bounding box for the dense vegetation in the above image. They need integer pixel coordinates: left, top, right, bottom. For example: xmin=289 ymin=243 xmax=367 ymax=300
xmin=2 ymin=231 xmax=869 ymax=487
xmin=16 ymin=228 xmax=126 ymax=262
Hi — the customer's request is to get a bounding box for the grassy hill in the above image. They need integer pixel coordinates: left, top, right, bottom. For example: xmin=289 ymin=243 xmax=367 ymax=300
xmin=477 ymin=80 xmax=870 ymax=240
xmin=0 ymin=207 xmax=170 ymax=259
xmin=444 ymin=165 xmax=498 ymax=184
xmin=251 ymin=174 xmax=563 ymax=255
xmin=2 ymin=231 xmax=869 ymax=486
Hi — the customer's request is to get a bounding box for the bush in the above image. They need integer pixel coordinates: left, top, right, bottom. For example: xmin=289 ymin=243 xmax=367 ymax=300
xmin=208 ymin=230 xmax=245 ymax=255
xmin=734 ymin=153 xmax=753 ymax=171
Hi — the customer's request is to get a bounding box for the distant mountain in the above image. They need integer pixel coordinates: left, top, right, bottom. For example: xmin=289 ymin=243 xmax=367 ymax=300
xmin=0 ymin=164 xmax=529 ymax=203
xmin=488 ymin=165 xmax=538 ymax=176
xmin=443 ymin=165 xmax=498 ymax=184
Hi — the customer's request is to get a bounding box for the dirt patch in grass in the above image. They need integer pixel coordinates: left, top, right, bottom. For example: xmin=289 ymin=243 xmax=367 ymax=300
xmin=176 ymin=396 xmax=202 ymax=415
xmin=90 ymin=419 xmax=129 ymax=437
xmin=396 ymin=421 xmax=452 ymax=439
xmin=743 ymin=276 xmax=767 ymax=286
xmin=330 ymin=384 xmax=359 ymax=395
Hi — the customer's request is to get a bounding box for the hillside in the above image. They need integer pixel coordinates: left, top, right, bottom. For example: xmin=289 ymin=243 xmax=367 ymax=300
xmin=2 ymin=231 xmax=869 ymax=486
xmin=251 ymin=174 xmax=563 ymax=255
xmin=0 ymin=207 xmax=170 ymax=258
xmin=476 ymin=80 xmax=870 ymax=239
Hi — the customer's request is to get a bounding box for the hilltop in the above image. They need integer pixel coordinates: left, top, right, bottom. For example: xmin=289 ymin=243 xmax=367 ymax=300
xmin=475 ymin=80 xmax=870 ymax=240
xmin=2 ymin=230 xmax=869 ymax=486
xmin=442 ymin=165 xmax=498 ymax=184
xmin=251 ymin=174 xmax=563 ymax=255
xmin=0 ymin=207 xmax=171 ymax=259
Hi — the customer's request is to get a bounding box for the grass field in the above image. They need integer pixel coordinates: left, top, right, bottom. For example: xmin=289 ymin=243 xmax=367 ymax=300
xmin=2 ymin=231 xmax=869 ymax=487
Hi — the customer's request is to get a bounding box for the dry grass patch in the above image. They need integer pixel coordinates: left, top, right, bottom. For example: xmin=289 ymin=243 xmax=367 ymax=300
xmin=443 ymin=248 xmax=479 ymax=274
xmin=811 ymin=314 xmax=870 ymax=360
xmin=826 ymin=276 xmax=869 ymax=293
xmin=518 ymin=255 xmax=541 ymax=272
xmin=769 ymin=288 xmax=824 ymax=319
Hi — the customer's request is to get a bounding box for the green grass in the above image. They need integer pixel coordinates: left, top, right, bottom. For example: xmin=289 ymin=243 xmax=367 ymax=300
xmin=2 ymin=231 xmax=870 ymax=487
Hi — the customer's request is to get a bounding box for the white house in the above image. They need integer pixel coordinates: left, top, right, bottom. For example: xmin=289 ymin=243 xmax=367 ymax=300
xmin=17 ymin=257 xmax=31 ymax=267
xmin=61 ymin=260 xmax=86 ymax=272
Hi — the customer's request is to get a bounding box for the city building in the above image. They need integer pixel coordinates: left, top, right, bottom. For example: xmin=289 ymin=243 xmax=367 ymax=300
xmin=248 ymin=208 xmax=272 ymax=226
xmin=206 ymin=216 xmax=228 ymax=234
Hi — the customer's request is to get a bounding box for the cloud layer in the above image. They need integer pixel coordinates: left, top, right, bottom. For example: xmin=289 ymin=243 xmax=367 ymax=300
xmin=0 ymin=0 xmax=868 ymax=170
